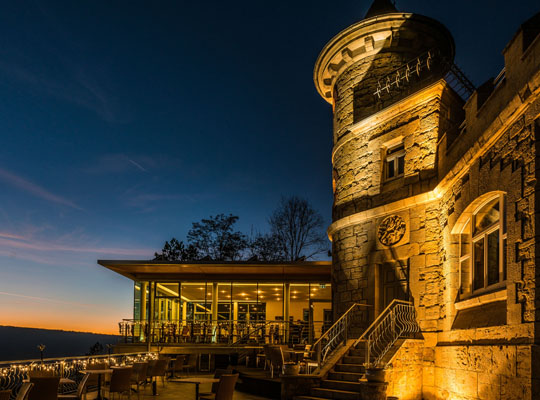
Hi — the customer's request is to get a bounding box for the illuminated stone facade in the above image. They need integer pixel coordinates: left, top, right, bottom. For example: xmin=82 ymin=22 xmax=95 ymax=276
xmin=315 ymin=3 xmax=540 ymax=399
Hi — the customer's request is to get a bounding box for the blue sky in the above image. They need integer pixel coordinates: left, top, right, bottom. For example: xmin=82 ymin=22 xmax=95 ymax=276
xmin=0 ymin=0 xmax=538 ymax=333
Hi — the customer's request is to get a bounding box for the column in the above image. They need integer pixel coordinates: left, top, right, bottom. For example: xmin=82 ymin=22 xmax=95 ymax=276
xmin=147 ymin=282 xmax=154 ymax=351
xmin=374 ymin=264 xmax=381 ymax=318
xmin=212 ymin=282 xmax=218 ymax=343
xmin=140 ymin=282 xmax=148 ymax=342
xmin=284 ymin=283 xmax=290 ymax=343
xmin=182 ymin=300 xmax=187 ymax=322
xmin=141 ymin=282 xmax=148 ymax=321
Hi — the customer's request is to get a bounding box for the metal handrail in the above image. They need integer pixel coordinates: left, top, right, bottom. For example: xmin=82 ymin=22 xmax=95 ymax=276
xmin=358 ymin=300 xmax=419 ymax=368
xmin=120 ymin=318 xmax=329 ymax=346
xmin=312 ymin=303 xmax=371 ymax=370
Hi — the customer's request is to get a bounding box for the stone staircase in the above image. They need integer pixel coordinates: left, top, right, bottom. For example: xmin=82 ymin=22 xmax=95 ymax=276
xmin=293 ymin=341 xmax=371 ymax=400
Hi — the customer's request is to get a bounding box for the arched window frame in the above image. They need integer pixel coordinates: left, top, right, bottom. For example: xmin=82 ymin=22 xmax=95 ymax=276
xmin=457 ymin=193 xmax=507 ymax=299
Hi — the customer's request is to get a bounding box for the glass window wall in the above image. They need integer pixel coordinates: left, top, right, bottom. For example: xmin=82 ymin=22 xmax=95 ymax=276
xmin=133 ymin=280 xmax=330 ymax=345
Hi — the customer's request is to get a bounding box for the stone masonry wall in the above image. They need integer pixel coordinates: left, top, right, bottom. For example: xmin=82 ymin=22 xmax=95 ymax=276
xmin=385 ymin=339 xmax=424 ymax=400
xmin=420 ymin=99 xmax=540 ymax=400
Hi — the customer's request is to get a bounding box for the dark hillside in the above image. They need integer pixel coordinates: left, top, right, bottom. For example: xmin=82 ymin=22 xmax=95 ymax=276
xmin=0 ymin=326 xmax=119 ymax=361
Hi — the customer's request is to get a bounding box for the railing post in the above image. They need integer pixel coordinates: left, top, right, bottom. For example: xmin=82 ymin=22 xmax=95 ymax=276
xmin=317 ymin=342 xmax=321 ymax=370
xmin=366 ymin=338 xmax=370 ymax=367
xmin=343 ymin=316 xmax=348 ymax=345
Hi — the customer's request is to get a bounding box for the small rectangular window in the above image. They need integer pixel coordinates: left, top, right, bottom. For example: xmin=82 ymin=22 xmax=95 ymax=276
xmin=385 ymin=144 xmax=405 ymax=181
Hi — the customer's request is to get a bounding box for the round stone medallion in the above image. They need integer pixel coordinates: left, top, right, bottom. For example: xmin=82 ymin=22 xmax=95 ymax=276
xmin=377 ymin=215 xmax=406 ymax=246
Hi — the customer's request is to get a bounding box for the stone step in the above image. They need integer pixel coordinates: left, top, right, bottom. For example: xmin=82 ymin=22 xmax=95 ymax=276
xmin=342 ymin=356 xmax=365 ymax=364
xmin=293 ymin=397 xmax=327 ymax=400
xmin=311 ymin=387 xmax=360 ymax=400
xmin=347 ymin=348 xmax=366 ymax=357
xmin=321 ymin=379 xmax=363 ymax=392
xmin=334 ymin=363 xmax=365 ymax=373
xmin=327 ymin=371 xmax=364 ymax=382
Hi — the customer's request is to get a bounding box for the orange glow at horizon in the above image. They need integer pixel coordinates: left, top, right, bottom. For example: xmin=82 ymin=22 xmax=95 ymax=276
xmin=0 ymin=292 xmax=127 ymax=335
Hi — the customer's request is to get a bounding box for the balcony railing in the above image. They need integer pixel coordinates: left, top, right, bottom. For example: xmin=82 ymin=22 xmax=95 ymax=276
xmin=0 ymin=352 xmax=155 ymax=397
xmin=119 ymin=319 xmax=332 ymax=346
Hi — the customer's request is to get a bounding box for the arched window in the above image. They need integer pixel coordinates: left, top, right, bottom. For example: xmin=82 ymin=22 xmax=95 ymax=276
xmin=458 ymin=193 xmax=507 ymax=298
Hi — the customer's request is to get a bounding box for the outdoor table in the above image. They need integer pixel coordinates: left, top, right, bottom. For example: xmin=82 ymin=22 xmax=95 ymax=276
xmin=23 ymin=377 xmax=76 ymax=393
xmin=285 ymin=350 xmax=306 ymax=363
xmin=79 ymin=369 xmax=113 ymax=400
xmin=170 ymin=377 xmax=219 ymax=399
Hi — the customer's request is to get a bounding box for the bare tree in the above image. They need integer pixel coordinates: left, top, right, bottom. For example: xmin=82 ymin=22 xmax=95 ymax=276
xmin=248 ymin=232 xmax=285 ymax=261
xmin=269 ymin=196 xmax=328 ymax=261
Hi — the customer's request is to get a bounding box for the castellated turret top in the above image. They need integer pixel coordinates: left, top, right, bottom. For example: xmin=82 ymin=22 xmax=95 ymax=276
xmin=364 ymin=0 xmax=398 ymax=19
xmin=314 ymin=5 xmax=455 ymax=105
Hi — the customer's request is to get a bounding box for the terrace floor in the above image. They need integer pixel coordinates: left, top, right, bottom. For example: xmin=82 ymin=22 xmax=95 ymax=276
xmin=84 ymin=374 xmax=277 ymax=400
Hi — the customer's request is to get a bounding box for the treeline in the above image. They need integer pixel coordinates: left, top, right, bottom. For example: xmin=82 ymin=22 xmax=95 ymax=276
xmin=154 ymin=196 xmax=329 ymax=262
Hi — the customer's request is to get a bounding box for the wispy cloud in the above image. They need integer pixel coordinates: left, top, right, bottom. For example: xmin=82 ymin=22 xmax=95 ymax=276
xmin=0 ymin=291 xmax=93 ymax=308
xmin=0 ymin=232 xmax=25 ymax=240
xmin=0 ymin=235 xmax=152 ymax=258
xmin=0 ymin=60 xmax=127 ymax=123
xmin=0 ymin=168 xmax=82 ymax=210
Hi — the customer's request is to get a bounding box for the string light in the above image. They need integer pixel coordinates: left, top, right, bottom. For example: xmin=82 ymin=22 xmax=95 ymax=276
xmin=0 ymin=352 xmax=158 ymax=381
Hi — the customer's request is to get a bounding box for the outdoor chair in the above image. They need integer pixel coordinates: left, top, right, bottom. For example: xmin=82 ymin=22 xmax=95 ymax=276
xmin=15 ymin=383 xmax=33 ymax=400
xmin=28 ymin=376 xmax=60 ymax=400
xmin=180 ymin=354 xmax=197 ymax=376
xmin=106 ymin=367 xmax=132 ymax=399
xmin=130 ymin=362 xmax=148 ymax=398
xmin=199 ymin=373 xmax=238 ymax=400
xmin=279 ymin=345 xmax=292 ymax=362
xmin=28 ymin=370 xmax=55 ymax=378
xmin=0 ymin=390 xmax=11 ymax=400
xmin=198 ymin=368 xmax=233 ymax=399
xmin=58 ymin=373 xmax=90 ymax=400
xmin=171 ymin=355 xmax=185 ymax=378
xmin=180 ymin=325 xmax=190 ymax=342
xmin=85 ymin=362 xmax=108 ymax=389
xmin=146 ymin=359 xmax=168 ymax=393
xmin=262 ymin=344 xmax=273 ymax=370
xmin=268 ymin=346 xmax=285 ymax=379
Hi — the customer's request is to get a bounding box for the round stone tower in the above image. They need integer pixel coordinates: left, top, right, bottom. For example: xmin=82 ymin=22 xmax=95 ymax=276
xmin=314 ymin=0 xmax=463 ymax=319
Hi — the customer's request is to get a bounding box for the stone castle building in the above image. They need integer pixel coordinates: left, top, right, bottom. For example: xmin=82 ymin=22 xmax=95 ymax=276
xmin=314 ymin=0 xmax=540 ymax=398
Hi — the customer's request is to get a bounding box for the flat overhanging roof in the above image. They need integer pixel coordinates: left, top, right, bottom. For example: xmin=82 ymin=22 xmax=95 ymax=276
xmin=97 ymin=260 xmax=332 ymax=282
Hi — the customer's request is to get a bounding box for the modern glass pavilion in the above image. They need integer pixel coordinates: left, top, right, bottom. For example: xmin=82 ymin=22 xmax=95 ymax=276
xmin=98 ymin=260 xmax=332 ymax=348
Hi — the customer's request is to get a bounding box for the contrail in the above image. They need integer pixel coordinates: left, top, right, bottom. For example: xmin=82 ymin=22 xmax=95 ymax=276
xmin=0 ymin=291 xmax=93 ymax=308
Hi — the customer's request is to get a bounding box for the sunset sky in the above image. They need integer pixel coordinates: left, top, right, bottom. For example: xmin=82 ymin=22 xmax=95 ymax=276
xmin=0 ymin=0 xmax=538 ymax=334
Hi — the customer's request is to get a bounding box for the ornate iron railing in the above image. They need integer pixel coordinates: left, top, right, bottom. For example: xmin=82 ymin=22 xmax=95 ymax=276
xmin=0 ymin=352 xmax=155 ymax=398
xmin=373 ymin=48 xmax=475 ymax=101
xmin=312 ymin=303 xmax=371 ymax=370
xmin=360 ymin=300 xmax=419 ymax=368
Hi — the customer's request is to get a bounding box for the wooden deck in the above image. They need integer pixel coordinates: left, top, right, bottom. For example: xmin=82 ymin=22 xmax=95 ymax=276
xmin=84 ymin=374 xmax=277 ymax=400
